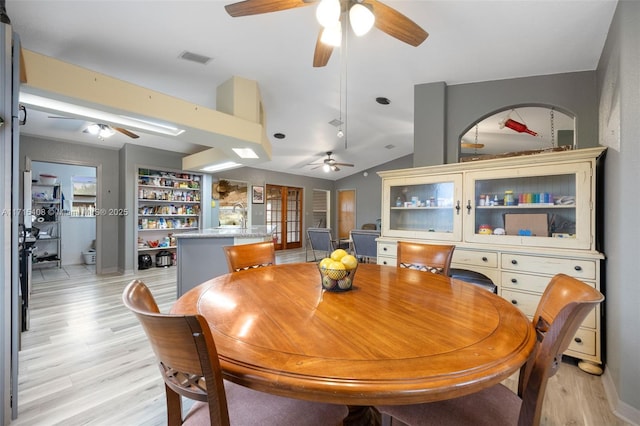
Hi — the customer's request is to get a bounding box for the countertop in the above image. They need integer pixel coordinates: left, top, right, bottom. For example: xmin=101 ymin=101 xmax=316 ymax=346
xmin=174 ymin=226 xmax=274 ymax=239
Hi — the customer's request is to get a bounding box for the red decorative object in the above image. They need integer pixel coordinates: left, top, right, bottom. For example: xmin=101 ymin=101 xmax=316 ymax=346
xmin=500 ymin=118 xmax=538 ymax=136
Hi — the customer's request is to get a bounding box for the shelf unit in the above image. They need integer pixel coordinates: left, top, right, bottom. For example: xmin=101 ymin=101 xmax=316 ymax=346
xmin=377 ymin=147 xmax=606 ymax=371
xmin=136 ymin=168 xmax=202 ymax=267
xmin=31 ymin=183 xmax=62 ymax=268
xmin=71 ymin=177 xmax=97 ymax=216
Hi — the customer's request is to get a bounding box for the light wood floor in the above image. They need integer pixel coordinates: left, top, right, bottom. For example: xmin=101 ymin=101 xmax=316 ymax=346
xmin=13 ymin=248 xmax=628 ymax=425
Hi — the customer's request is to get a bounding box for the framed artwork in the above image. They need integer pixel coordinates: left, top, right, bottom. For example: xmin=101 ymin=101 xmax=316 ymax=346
xmin=252 ymin=185 xmax=264 ymax=204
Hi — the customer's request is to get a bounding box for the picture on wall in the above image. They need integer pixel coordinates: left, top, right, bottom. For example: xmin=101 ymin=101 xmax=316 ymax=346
xmin=252 ymin=185 xmax=264 ymax=204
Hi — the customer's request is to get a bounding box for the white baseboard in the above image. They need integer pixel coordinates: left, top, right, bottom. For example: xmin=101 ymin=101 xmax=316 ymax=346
xmin=602 ymin=366 xmax=640 ymax=425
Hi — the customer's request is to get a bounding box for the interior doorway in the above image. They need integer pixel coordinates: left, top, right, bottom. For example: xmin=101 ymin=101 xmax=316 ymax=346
xmin=338 ymin=189 xmax=356 ymax=239
xmin=27 ymin=159 xmax=98 ymax=276
xmin=266 ymin=185 xmax=303 ymax=250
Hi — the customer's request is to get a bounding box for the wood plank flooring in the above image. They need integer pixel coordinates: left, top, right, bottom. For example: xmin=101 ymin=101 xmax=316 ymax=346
xmin=13 ymin=248 xmax=629 ymax=425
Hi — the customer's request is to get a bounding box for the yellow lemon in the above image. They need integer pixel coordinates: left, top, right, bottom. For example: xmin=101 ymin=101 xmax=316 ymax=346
xmin=319 ymin=257 xmax=333 ymax=272
xmin=330 ymin=249 xmax=348 ymax=262
xmin=327 ymin=261 xmax=347 ymax=280
xmin=341 ymin=254 xmax=358 ymax=270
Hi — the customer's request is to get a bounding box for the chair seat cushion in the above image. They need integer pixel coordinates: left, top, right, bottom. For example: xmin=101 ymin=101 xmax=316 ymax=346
xmin=450 ymin=268 xmax=497 ymax=293
xmin=184 ymin=380 xmax=348 ymax=425
xmin=377 ymin=384 xmax=521 ymax=426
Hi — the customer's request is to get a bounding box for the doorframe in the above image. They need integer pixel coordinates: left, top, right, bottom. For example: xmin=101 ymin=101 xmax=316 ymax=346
xmin=25 ymin=156 xmax=102 ymax=273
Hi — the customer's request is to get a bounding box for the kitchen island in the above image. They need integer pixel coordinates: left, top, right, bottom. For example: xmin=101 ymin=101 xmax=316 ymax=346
xmin=175 ymin=226 xmax=274 ymax=296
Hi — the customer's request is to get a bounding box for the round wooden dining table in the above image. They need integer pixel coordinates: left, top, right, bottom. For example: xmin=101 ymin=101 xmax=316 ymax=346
xmin=171 ymin=262 xmax=536 ymax=406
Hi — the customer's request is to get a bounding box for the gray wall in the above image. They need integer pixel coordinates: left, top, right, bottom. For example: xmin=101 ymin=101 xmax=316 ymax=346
xmin=20 ymin=135 xmax=120 ymax=273
xmin=216 ymin=166 xmax=336 ymax=239
xmin=414 ymin=72 xmax=600 ymax=166
xmin=597 ymin=0 xmax=640 ymax=417
xmin=335 ymin=155 xmax=413 ymax=228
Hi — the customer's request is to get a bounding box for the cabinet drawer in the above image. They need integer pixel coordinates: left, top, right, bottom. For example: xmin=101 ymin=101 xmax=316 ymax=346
xmin=377 ymin=256 xmax=397 ymax=267
xmin=450 ymin=264 xmax=499 ymax=285
xmin=377 ymin=242 xmax=397 ymax=257
xmin=567 ymin=328 xmax=597 ymax=357
xmin=501 ymin=289 xmax=539 ymax=317
xmin=452 ymin=249 xmax=498 ymax=268
xmin=501 ymin=254 xmax=596 ymax=280
xmin=502 ymin=289 xmax=596 ymax=331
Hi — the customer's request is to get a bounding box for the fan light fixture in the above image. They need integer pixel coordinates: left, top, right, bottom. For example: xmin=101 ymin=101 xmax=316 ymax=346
xmin=323 ymin=163 xmax=332 ymax=173
xmin=321 ymin=23 xmax=342 ymax=47
xmin=349 ymin=3 xmax=375 ymax=36
xmin=87 ymin=123 xmax=115 ymax=139
xmin=316 ymin=0 xmax=375 ymax=46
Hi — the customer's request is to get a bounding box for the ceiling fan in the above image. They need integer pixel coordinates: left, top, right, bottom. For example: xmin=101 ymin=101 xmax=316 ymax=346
xmin=310 ymin=151 xmax=354 ymax=172
xmin=48 ymin=116 xmax=140 ymax=139
xmin=224 ymin=0 xmax=428 ymax=67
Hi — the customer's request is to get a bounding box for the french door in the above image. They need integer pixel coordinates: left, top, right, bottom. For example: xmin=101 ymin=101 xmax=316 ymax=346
xmin=266 ymin=185 xmax=303 ymax=250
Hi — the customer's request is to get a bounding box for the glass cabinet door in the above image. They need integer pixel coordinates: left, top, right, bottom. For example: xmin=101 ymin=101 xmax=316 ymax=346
xmin=464 ymin=163 xmax=593 ymax=249
xmin=383 ymin=174 xmax=463 ymax=241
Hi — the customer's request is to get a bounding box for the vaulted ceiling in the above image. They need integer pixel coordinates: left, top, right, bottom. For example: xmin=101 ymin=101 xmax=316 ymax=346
xmin=6 ymin=0 xmax=617 ymax=179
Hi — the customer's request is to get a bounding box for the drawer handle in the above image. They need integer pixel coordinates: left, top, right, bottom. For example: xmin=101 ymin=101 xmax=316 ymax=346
xmin=511 ymin=300 xmax=518 ymax=305
xmin=383 ymin=261 xmax=387 ymax=265
xmin=574 ymin=265 xmax=582 ymax=271
xmin=511 ymin=259 xmax=518 ymax=265
xmin=482 ymin=256 xmax=488 ymax=262
xmin=383 ymin=247 xmax=387 ymax=251
xmin=574 ymin=337 xmax=582 ymax=344
xmin=511 ymin=278 xmax=517 ymax=283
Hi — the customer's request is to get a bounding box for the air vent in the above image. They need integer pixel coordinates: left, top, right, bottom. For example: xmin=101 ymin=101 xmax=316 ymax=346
xmin=329 ymin=118 xmax=343 ymax=127
xmin=179 ymin=51 xmax=212 ymax=65
xmin=385 ymin=144 xmax=396 ymax=150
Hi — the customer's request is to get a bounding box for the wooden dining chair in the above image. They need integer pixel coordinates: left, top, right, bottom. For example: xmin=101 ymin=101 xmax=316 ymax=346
xmin=396 ymin=241 xmax=455 ymax=276
xmin=376 ymin=273 xmax=604 ymax=426
xmin=122 ymin=280 xmax=349 ymax=426
xmin=222 ymin=241 xmax=275 ymax=272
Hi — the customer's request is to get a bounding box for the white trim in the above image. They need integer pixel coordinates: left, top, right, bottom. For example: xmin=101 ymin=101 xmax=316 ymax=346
xmin=602 ymin=366 xmax=640 ymax=425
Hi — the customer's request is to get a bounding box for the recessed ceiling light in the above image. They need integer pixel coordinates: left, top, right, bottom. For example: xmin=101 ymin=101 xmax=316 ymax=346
xmin=273 ymin=133 xmax=286 ymax=139
xmin=201 ymin=161 xmax=240 ymax=172
xmin=232 ymin=148 xmax=259 ymax=159
xmin=376 ymin=97 xmax=391 ymax=105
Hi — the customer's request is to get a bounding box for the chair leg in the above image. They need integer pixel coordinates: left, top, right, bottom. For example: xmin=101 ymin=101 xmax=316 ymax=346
xmin=165 ymin=384 xmax=183 ymax=426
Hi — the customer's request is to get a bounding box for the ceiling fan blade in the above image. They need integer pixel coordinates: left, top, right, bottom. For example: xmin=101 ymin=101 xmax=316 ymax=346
xmin=313 ymin=30 xmax=333 ymax=67
xmin=114 ymin=127 xmax=140 ymax=139
xmin=225 ymin=0 xmax=312 ymax=17
xmin=364 ymin=0 xmax=428 ymax=47
xmin=334 ymin=162 xmax=354 ymax=167
xmin=48 ymin=115 xmax=81 ymax=119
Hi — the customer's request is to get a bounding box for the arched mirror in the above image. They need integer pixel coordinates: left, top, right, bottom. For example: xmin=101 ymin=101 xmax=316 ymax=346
xmin=459 ymin=105 xmax=575 ymax=161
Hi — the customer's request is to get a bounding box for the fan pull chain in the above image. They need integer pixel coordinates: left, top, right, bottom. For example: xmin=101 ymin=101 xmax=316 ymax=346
xmin=343 ymin=17 xmax=349 ymax=151
xmin=474 ymin=124 xmax=479 ymax=155
xmin=550 ymin=108 xmax=555 ymax=148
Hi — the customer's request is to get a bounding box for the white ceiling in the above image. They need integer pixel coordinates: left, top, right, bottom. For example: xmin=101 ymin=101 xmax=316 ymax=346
xmin=6 ymin=0 xmax=617 ymax=180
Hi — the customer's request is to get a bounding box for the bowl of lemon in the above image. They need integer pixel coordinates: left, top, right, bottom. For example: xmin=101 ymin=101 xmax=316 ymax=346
xmin=318 ymin=249 xmax=358 ymax=292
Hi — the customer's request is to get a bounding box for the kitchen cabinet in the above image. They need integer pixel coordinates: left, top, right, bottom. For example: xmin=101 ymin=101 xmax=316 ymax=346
xmin=377 ymin=147 xmax=606 ymax=372
xmin=136 ymin=168 xmax=202 ymax=267
xmin=31 ymin=183 xmax=62 ymax=268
